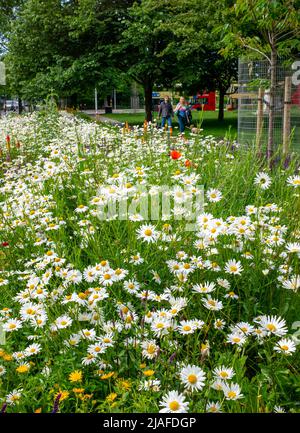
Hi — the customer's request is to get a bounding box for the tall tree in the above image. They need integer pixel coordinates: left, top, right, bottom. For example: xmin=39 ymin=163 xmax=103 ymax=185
xmin=159 ymin=0 xmax=237 ymax=121
xmin=223 ymin=0 xmax=300 ymax=161
xmin=117 ymin=0 xmax=179 ymax=121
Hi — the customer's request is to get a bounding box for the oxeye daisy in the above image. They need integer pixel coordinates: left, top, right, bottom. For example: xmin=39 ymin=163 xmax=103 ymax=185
xmin=287 ymin=175 xmax=300 ymax=188
xmin=213 ymin=366 xmax=235 ymax=380
xmin=129 ymin=253 xmax=144 ymax=265
xmin=286 ymin=242 xmax=300 ymax=254
xmin=99 ymin=270 xmax=116 ymax=286
xmin=224 ymin=259 xmax=243 ymax=275
xmin=281 ymin=275 xmax=300 ymax=292
xmin=137 ymin=224 xmax=159 ymax=243
xmin=222 ymin=383 xmax=243 ymax=400
xmin=214 ymin=319 xmax=226 ymax=330
xmin=254 ymin=172 xmax=272 ymax=190
xmin=179 ymin=365 xmax=206 ymax=391
xmin=206 ymin=401 xmax=222 ymax=413
xmin=177 ymin=320 xmax=197 ymax=334
xmin=260 ymin=315 xmax=288 ymax=336
xmin=274 ymin=338 xmax=296 ymax=355
xmin=54 ymin=315 xmax=73 ymax=329
xmin=202 ymin=296 xmax=223 ymax=311
xmin=87 ymin=342 xmax=106 ymax=356
xmin=159 ymin=390 xmax=189 ymax=413
xmin=0 ymin=365 xmax=6 ymax=376
xmin=6 ymin=389 xmax=22 ymax=406
xmin=141 ymin=340 xmax=159 ymax=359
xmin=192 ymin=281 xmax=216 ymax=294
xmin=227 ymin=332 xmax=247 ymax=346
xmin=3 ymin=318 xmax=23 ymax=332
xmin=25 ymin=343 xmax=42 ymax=356
xmin=206 ymin=188 xmax=223 ymax=203
xmin=274 ymin=405 xmax=286 ymax=413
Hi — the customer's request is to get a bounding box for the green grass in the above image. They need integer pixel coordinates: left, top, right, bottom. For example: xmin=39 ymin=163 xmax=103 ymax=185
xmin=104 ymin=110 xmax=238 ymax=139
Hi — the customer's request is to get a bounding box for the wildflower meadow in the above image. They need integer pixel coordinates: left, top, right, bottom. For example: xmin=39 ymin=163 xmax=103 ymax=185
xmin=0 ymin=109 xmax=299 ymax=414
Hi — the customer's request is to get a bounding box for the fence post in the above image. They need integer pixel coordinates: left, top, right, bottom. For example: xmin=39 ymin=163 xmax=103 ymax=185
xmin=256 ymin=87 xmax=264 ymax=154
xmin=283 ymin=76 xmax=292 ymax=157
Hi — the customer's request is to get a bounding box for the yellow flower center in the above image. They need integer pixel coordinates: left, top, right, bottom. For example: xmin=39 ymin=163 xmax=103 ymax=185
xmin=169 ymin=401 xmax=180 ymax=411
xmin=220 ymin=371 xmax=228 ymax=378
xmin=156 ymin=323 xmax=164 ymax=329
xmin=227 ymin=391 xmax=237 ymax=399
xmin=281 ymin=345 xmax=289 ymax=351
xmin=147 ymin=344 xmax=156 ymax=354
xmin=267 ymin=324 xmax=276 ymax=332
xmin=188 ymin=374 xmax=197 ymax=384
xmin=183 ymin=325 xmax=191 ymax=331
xmin=144 ymin=229 xmax=153 ymax=236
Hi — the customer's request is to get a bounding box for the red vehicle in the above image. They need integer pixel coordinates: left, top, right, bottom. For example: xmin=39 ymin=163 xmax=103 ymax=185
xmin=191 ymin=91 xmax=216 ymax=111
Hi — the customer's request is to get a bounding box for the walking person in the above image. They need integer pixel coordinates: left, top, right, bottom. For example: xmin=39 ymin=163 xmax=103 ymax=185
xmin=158 ymin=95 xmax=174 ymax=129
xmin=174 ymin=96 xmax=192 ymax=136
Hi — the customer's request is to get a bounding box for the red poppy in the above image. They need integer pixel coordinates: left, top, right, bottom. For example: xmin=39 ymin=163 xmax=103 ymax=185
xmin=1 ymin=242 xmax=9 ymax=247
xmin=6 ymin=135 xmax=10 ymax=144
xmin=170 ymin=150 xmax=182 ymax=160
xmin=185 ymin=159 xmax=192 ymax=167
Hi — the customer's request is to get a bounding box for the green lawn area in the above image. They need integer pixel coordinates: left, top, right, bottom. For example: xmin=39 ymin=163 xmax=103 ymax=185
xmin=104 ymin=110 xmax=238 ymax=139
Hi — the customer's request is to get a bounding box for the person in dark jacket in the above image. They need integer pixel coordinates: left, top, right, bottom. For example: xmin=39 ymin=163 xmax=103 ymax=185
xmin=158 ymin=96 xmax=174 ymax=129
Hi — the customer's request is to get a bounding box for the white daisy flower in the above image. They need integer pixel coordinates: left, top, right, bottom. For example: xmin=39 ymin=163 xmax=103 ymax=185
xmin=179 ymin=365 xmax=206 ymax=391
xmin=224 ymin=259 xmax=243 ymax=275
xmin=287 ymin=175 xmax=300 ymax=188
xmin=136 ymin=224 xmax=159 ymax=243
xmin=254 ymin=172 xmax=272 ymax=190
xmin=260 ymin=315 xmax=288 ymax=336
xmin=213 ymin=366 xmax=235 ymax=380
xmin=222 ymin=383 xmax=243 ymax=400
xmin=274 ymin=338 xmax=296 ymax=355
xmin=206 ymin=401 xmax=222 ymax=413
xmin=159 ymin=390 xmax=189 ymax=413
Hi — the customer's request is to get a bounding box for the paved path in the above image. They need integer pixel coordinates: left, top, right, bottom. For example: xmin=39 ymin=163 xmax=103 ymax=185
xmin=97 ymin=115 xmax=122 ymax=126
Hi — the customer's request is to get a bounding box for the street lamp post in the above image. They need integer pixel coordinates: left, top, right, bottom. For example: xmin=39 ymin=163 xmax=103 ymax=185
xmin=95 ymin=87 xmax=98 ymax=119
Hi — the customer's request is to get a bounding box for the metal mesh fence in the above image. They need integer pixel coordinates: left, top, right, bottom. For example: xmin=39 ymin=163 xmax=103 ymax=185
xmin=238 ymin=59 xmax=300 ymax=152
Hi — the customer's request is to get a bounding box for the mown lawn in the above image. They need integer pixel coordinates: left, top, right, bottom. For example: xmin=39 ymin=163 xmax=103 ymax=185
xmin=104 ymin=110 xmax=238 ymax=139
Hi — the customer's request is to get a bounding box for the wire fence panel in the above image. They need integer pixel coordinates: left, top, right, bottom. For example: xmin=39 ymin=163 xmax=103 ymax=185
xmin=238 ymin=59 xmax=300 ymax=153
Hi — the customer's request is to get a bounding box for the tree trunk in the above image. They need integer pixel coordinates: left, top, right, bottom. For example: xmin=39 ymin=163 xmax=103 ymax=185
xmin=69 ymin=93 xmax=78 ymax=109
xmin=267 ymin=48 xmax=277 ymax=163
xmin=144 ymin=80 xmax=153 ymax=122
xmin=218 ymin=88 xmax=225 ymax=121
xmin=18 ymin=97 xmax=23 ymax=114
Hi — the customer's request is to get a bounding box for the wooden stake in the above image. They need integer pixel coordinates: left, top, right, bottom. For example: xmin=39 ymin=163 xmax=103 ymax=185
xmin=283 ymin=76 xmax=292 ymax=157
xmin=256 ymin=87 xmax=264 ymax=154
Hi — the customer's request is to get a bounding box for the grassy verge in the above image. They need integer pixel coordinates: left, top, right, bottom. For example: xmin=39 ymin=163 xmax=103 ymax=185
xmin=104 ymin=110 xmax=238 ymax=139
